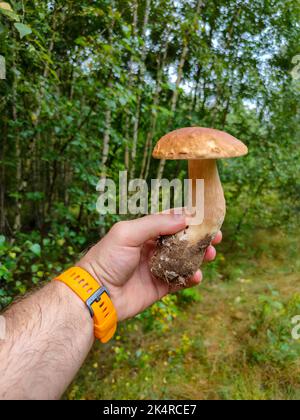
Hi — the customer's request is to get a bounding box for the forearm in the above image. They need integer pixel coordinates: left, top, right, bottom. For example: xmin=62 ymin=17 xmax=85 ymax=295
xmin=0 ymin=281 xmax=94 ymax=400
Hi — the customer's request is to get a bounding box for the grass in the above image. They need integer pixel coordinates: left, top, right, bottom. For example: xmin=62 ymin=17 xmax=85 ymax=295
xmin=66 ymin=229 xmax=300 ymax=400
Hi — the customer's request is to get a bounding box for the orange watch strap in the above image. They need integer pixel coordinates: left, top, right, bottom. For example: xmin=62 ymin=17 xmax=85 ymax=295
xmin=54 ymin=267 xmax=117 ymax=343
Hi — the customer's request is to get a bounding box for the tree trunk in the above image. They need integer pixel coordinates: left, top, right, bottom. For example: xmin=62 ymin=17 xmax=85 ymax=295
xmin=0 ymin=120 xmax=7 ymax=233
xmin=129 ymin=98 xmax=141 ymax=180
xmin=156 ymin=41 xmax=189 ymax=180
xmin=30 ymin=7 xmax=58 ymax=229
xmin=124 ymin=114 xmax=130 ymax=171
xmin=189 ymin=64 xmax=202 ymax=117
xmin=140 ymin=29 xmax=170 ymax=180
xmin=211 ymin=6 xmax=242 ymax=126
xmin=155 ymin=0 xmax=204 ymax=181
xmin=123 ymin=0 xmax=139 ymax=172
xmin=12 ymin=43 xmax=22 ymax=233
xmin=101 ymin=108 xmax=112 ymax=172
xmin=129 ymin=0 xmax=151 ymax=180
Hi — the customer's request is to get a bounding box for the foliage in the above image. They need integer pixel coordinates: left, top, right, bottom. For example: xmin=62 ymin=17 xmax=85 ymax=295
xmin=137 ymin=295 xmax=180 ymax=332
xmin=0 ymin=0 xmax=299 ymax=307
xmin=249 ymin=291 xmax=300 ymax=366
xmin=0 ymin=0 xmax=300 ymax=400
xmin=0 ymin=226 xmax=89 ymax=310
xmin=66 ymin=232 xmax=300 ymax=400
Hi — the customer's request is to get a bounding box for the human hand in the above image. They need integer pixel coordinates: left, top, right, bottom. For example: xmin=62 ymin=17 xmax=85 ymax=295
xmin=78 ymin=214 xmax=222 ymax=321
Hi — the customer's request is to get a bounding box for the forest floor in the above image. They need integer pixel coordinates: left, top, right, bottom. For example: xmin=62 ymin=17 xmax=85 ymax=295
xmin=66 ymin=229 xmax=300 ymax=400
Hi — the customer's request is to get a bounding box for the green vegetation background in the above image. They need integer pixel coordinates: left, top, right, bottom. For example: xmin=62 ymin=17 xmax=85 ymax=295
xmin=0 ymin=0 xmax=299 ymax=400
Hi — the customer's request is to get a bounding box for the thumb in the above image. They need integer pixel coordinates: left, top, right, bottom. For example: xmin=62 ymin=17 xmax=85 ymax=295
xmin=113 ymin=214 xmax=186 ymax=247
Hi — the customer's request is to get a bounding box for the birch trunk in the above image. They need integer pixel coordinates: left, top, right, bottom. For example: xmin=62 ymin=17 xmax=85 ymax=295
xmin=12 ymin=42 xmax=22 ymax=233
xmin=211 ymin=6 xmax=242 ymax=125
xmin=156 ymin=0 xmax=203 ymax=181
xmin=129 ymin=0 xmax=151 ymax=180
xmin=140 ymin=27 xmax=170 ymax=180
xmin=101 ymin=107 xmax=112 ymax=172
xmin=99 ymin=107 xmax=112 ymax=238
xmin=124 ymin=0 xmax=138 ymax=172
xmin=156 ymin=41 xmax=189 ymax=180
xmin=124 ymin=114 xmax=130 ymax=171
xmin=0 ymin=121 xmax=7 ymax=232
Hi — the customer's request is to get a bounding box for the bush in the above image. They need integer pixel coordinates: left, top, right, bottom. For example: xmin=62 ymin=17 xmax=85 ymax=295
xmin=0 ymin=228 xmax=89 ymax=311
xmin=248 ymin=291 xmax=300 ymax=366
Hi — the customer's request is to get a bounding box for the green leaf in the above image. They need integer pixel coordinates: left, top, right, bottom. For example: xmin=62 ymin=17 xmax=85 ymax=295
xmin=0 ymin=235 xmax=5 ymax=245
xmin=25 ymin=191 xmax=44 ymax=201
xmin=0 ymin=2 xmax=19 ymax=21
xmin=14 ymin=23 xmax=32 ymax=39
xmin=32 ymin=277 xmax=39 ymax=285
xmin=0 ymin=289 xmax=7 ymax=297
xmin=0 ymin=2 xmax=12 ymax=11
xmin=31 ymin=264 xmax=38 ymax=273
xmin=15 ymin=280 xmax=27 ymax=294
xmin=30 ymin=243 xmax=41 ymax=257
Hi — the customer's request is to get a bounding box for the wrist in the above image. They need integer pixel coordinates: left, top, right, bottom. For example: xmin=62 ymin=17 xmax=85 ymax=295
xmin=55 ymin=266 xmax=118 ymax=342
xmin=76 ymin=259 xmax=103 ymax=287
xmin=51 ymin=280 xmax=94 ymax=337
xmin=76 ymin=259 xmax=124 ymax=321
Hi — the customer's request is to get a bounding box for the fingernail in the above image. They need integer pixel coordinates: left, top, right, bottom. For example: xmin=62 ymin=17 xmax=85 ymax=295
xmin=195 ymin=270 xmax=203 ymax=283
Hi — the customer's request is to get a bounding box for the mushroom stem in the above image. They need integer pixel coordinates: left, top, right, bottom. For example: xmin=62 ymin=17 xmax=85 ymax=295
xmin=187 ymin=159 xmax=226 ymax=244
xmin=150 ymin=159 xmax=226 ymax=286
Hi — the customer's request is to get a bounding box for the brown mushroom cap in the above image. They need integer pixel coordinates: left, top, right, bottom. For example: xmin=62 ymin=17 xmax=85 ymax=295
xmin=153 ymin=127 xmax=248 ymax=160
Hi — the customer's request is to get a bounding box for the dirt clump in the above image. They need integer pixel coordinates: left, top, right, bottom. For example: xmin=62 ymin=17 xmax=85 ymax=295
xmin=150 ymin=234 xmax=212 ymax=287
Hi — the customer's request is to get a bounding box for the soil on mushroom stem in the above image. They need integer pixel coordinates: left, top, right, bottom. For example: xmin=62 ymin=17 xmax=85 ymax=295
xmin=150 ymin=234 xmax=213 ymax=287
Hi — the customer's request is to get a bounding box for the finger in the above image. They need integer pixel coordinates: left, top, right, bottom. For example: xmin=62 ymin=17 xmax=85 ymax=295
xmin=204 ymin=245 xmax=217 ymax=262
xmin=141 ymin=240 xmax=156 ymax=259
xmin=169 ymin=270 xmax=203 ymax=293
xmin=187 ymin=270 xmax=203 ymax=286
xmin=112 ymin=214 xmax=186 ymax=247
xmin=212 ymin=231 xmax=222 ymax=245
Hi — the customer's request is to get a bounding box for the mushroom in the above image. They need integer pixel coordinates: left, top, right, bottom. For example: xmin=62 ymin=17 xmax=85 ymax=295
xmin=150 ymin=127 xmax=248 ymax=286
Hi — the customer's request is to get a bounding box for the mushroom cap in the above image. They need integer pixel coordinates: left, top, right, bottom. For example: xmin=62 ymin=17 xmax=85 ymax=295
xmin=153 ymin=127 xmax=248 ymax=160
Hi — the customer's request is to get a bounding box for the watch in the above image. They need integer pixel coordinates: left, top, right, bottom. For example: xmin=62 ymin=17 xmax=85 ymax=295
xmin=54 ymin=267 xmax=117 ymax=343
